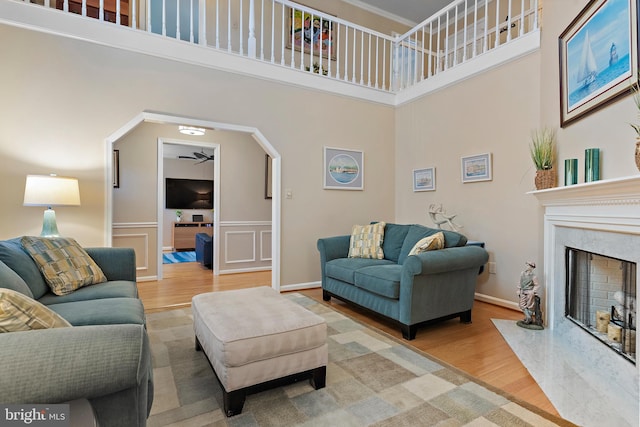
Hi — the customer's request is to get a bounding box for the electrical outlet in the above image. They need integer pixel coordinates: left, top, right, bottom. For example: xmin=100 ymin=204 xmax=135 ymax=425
xmin=488 ymin=262 xmax=496 ymax=274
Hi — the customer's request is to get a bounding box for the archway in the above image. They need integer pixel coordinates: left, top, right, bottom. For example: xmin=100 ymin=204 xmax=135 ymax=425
xmin=105 ymin=111 xmax=281 ymax=290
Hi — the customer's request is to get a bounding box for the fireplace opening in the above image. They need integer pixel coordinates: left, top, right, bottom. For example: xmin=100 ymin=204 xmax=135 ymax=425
xmin=565 ymin=247 xmax=636 ymax=364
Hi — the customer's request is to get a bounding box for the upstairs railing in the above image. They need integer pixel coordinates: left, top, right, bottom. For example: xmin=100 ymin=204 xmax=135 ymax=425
xmin=24 ymin=0 xmax=539 ymax=93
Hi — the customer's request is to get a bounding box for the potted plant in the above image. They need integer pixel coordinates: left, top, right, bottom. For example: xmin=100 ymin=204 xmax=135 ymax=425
xmin=176 ymin=209 xmax=183 ymax=222
xmin=529 ymin=127 xmax=556 ymax=190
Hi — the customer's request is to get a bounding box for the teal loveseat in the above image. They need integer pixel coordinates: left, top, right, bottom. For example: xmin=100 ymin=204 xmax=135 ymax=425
xmin=0 ymin=237 xmax=153 ymax=427
xmin=317 ymin=223 xmax=488 ymax=340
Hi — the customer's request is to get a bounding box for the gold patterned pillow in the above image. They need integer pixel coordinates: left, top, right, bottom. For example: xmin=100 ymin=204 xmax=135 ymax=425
xmin=348 ymin=222 xmax=386 ymax=259
xmin=0 ymin=288 xmax=71 ymax=332
xmin=408 ymin=232 xmax=445 ymax=256
xmin=21 ymin=236 xmax=107 ymax=296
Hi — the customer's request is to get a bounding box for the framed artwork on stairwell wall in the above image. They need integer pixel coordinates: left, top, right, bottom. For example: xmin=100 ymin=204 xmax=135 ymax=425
xmin=323 ymin=147 xmax=363 ymax=190
xmin=461 ymin=153 xmax=492 ymax=183
xmin=287 ymin=8 xmax=336 ymax=60
xmin=559 ymin=0 xmax=638 ymax=127
xmin=413 ymin=167 xmax=435 ymax=192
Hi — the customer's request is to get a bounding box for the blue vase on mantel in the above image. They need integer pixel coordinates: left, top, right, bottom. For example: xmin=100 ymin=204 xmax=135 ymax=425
xmin=585 ymin=148 xmax=600 ymax=182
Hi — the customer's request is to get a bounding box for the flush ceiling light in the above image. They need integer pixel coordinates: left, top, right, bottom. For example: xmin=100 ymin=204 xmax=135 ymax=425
xmin=179 ymin=126 xmax=206 ymax=136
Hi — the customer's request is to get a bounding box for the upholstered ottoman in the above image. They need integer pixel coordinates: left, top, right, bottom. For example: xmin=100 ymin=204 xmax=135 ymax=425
xmin=192 ymin=287 xmax=328 ymax=417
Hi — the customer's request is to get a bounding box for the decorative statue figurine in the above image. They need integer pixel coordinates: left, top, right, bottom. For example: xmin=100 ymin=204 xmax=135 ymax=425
xmin=428 ymin=204 xmax=463 ymax=232
xmin=517 ymin=261 xmax=544 ymax=330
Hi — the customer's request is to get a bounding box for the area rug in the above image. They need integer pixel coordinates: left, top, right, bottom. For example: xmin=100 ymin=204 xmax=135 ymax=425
xmin=162 ymin=251 xmax=196 ymax=264
xmin=146 ymin=293 xmax=575 ymax=427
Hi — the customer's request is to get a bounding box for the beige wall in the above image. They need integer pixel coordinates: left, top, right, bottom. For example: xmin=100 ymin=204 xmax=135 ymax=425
xmin=395 ymin=52 xmax=542 ymax=303
xmin=0 ymin=23 xmax=395 ymax=286
xmin=4 ymin=1 xmax=637 ymax=301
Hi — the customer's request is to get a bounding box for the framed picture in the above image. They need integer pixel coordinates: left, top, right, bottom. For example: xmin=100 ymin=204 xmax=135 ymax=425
xmin=288 ymin=8 xmax=336 ymax=60
xmin=413 ymin=167 xmax=435 ymax=192
xmin=461 ymin=153 xmax=492 ymax=183
xmin=113 ymin=149 xmax=120 ymax=188
xmin=265 ymin=154 xmax=272 ymax=199
xmin=559 ymin=0 xmax=638 ymax=127
xmin=323 ymin=147 xmax=363 ymax=190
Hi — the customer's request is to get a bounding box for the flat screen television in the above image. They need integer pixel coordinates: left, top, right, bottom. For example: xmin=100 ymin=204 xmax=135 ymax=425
xmin=165 ymin=178 xmax=213 ymax=209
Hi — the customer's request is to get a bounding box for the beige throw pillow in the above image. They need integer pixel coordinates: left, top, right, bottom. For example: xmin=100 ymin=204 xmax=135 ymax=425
xmin=408 ymin=232 xmax=445 ymax=256
xmin=0 ymin=288 xmax=71 ymax=332
xmin=348 ymin=222 xmax=386 ymax=259
xmin=21 ymin=236 xmax=107 ymax=296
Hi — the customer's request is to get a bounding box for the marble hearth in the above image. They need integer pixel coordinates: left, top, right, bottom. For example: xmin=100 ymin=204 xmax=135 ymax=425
xmin=498 ymin=176 xmax=640 ymax=427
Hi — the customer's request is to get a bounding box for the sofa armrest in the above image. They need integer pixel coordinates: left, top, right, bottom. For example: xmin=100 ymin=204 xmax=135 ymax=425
xmin=402 ymin=246 xmax=488 ymax=276
xmin=0 ymin=324 xmax=150 ymax=404
xmin=317 ymin=235 xmax=351 ymax=263
xmin=85 ymin=247 xmax=136 ymax=281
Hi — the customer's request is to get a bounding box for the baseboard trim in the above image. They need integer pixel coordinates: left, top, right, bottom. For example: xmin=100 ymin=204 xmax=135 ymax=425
xmin=137 ymin=275 xmax=158 ymax=282
xmin=474 ymin=293 xmax=520 ymax=311
xmin=280 ymin=281 xmax=321 ymax=292
xmin=218 ymin=267 xmax=272 ymax=275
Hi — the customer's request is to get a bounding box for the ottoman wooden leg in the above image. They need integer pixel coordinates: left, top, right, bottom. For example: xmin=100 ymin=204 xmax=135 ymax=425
xmin=310 ymin=366 xmax=326 ymax=390
xmin=223 ymin=388 xmax=247 ymax=417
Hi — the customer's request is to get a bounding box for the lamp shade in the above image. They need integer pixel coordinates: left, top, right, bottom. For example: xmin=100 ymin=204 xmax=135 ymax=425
xmin=23 ymin=175 xmax=81 ymax=207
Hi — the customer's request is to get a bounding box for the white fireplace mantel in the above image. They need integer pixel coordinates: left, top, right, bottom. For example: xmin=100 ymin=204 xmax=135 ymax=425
xmin=528 ymin=175 xmax=640 ymax=206
xmin=526 ymin=175 xmax=639 ymax=427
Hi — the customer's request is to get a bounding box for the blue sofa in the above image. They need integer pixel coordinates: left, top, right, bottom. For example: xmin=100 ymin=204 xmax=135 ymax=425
xmin=317 ymin=223 xmax=488 ymax=340
xmin=0 ymin=237 xmax=153 ymax=427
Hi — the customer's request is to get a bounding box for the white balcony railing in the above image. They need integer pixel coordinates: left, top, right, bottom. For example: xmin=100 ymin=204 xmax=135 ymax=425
xmin=22 ymin=0 xmax=539 ymax=93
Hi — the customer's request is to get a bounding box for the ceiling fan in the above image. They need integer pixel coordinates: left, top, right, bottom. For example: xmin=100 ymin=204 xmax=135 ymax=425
xmin=179 ymin=150 xmax=214 ymax=163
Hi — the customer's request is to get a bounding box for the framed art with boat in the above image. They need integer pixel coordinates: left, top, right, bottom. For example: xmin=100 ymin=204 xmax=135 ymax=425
xmin=559 ymin=0 xmax=638 ymax=127
xmin=323 ymin=147 xmax=363 ymax=190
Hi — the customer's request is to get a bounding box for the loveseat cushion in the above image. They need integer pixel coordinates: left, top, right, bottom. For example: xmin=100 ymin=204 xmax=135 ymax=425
xmin=37 ymin=280 xmax=138 ymax=305
xmin=325 ymin=258 xmax=395 ymax=284
xmin=398 ymin=225 xmax=468 ymax=264
xmin=47 ymin=298 xmax=145 ymax=326
xmin=354 ymin=264 xmax=402 ymax=299
xmin=0 ymin=261 xmax=34 ymax=298
xmin=379 ymin=223 xmax=410 ymax=263
xmin=0 ymin=239 xmax=49 ymax=299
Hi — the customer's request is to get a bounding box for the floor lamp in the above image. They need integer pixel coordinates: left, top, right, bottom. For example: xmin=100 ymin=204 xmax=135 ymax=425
xmin=23 ymin=174 xmax=81 ymax=237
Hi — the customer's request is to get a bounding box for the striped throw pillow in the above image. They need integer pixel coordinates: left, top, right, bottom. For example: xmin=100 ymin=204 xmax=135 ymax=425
xmin=348 ymin=222 xmax=386 ymax=259
xmin=0 ymin=288 xmax=71 ymax=332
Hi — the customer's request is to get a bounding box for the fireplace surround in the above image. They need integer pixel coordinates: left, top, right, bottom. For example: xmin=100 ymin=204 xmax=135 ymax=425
xmin=531 ymin=175 xmax=640 ymax=425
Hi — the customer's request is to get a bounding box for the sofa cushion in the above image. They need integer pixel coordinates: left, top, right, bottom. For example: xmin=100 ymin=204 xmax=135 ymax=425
xmin=0 ymin=288 xmax=71 ymax=332
xmin=379 ymin=223 xmax=410 ymax=263
xmin=46 ymin=298 xmax=146 ymax=326
xmin=348 ymin=222 xmax=386 ymax=259
xmin=398 ymin=225 xmax=468 ymax=264
xmin=408 ymin=232 xmax=445 ymax=256
xmin=354 ymin=264 xmax=402 ymax=299
xmin=0 ymin=261 xmax=34 ymax=298
xmin=0 ymin=238 xmax=49 ymax=299
xmin=325 ymin=258 xmax=395 ymax=284
xmin=37 ymin=280 xmax=138 ymax=305
xmin=21 ymin=236 xmax=107 ymax=296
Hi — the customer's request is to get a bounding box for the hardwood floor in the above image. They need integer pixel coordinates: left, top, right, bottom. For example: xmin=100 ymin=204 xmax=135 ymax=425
xmin=140 ymin=262 xmax=560 ymax=417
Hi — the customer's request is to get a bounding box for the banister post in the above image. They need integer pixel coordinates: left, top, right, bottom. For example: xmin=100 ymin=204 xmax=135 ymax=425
xmin=248 ymin=0 xmax=257 ymax=58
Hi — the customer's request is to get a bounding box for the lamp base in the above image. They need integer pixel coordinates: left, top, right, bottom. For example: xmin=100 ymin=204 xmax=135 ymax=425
xmin=41 ymin=208 xmax=60 ymax=237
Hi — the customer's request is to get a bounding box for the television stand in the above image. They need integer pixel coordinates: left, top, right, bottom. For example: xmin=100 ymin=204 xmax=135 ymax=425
xmin=172 ymin=222 xmax=213 ymax=251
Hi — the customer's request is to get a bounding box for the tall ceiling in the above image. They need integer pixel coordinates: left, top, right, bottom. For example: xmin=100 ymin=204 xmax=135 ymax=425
xmin=348 ymin=0 xmax=455 ymax=24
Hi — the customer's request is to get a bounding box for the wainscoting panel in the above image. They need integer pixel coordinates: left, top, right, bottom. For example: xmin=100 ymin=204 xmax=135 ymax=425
xmin=260 ymin=230 xmax=272 ymax=261
xmin=218 ymin=221 xmax=271 ymax=274
xmin=112 ymin=222 xmax=158 ymax=281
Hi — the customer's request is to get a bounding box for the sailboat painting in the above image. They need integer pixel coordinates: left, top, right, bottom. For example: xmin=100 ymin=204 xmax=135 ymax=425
xmin=560 ymin=0 xmax=637 ymax=127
